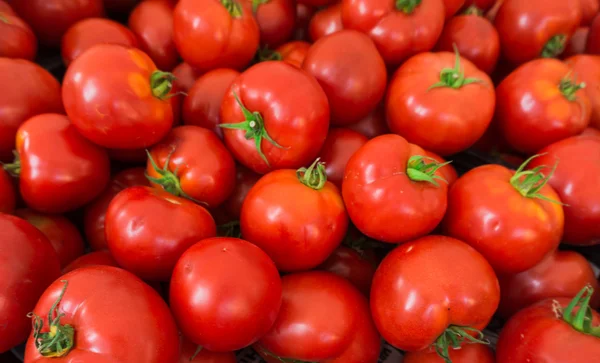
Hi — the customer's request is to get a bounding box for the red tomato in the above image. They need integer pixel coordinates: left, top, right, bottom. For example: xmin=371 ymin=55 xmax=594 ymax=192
xmin=24 ymin=267 xmax=179 ymax=362
xmin=343 ymin=134 xmax=450 ymax=243
xmin=565 ymin=55 xmax=600 ymax=130
xmin=129 ymin=0 xmax=179 ymax=71
xmin=425 ymin=151 xmax=458 ymax=187
xmin=222 ymin=165 xmax=261 ymax=220
xmin=170 ymin=237 xmax=282 ymax=352
xmin=462 ymin=0 xmax=496 ymax=11
xmin=180 ymin=338 xmax=237 ymax=363
xmin=0 ymin=214 xmax=60 ymax=353
xmin=11 ymin=0 xmax=104 ymax=48
xmin=318 ymin=128 xmax=368 ymax=188
xmin=494 ymin=0 xmax=581 ymax=64
xmin=0 ymin=59 xmax=63 ymax=162
xmin=257 ymin=271 xmax=381 ymax=362
xmin=303 ymin=30 xmax=387 ymax=126
xmin=0 ymin=168 xmax=16 ymax=214
xmin=252 ymin=0 xmax=296 ymax=48
xmin=62 ymin=250 xmax=118 ymax=273
xmin=293 ymin=3 xmax=315 ymax=40
xmin=0 ymin=1 xmax=15 ymax=15
xmin=587 ymin=14 xmax=600 ymax=54
xmin=241 ymin=160 xmax=348 ymax=271
xmin=173 ymin=62 xmax=204 ymax=92
xmin=581 ymin=0 xmax=600 ymax=26
xmin=342 ymin=0 xmax=445 ymax=67
xmin=106 ymin=186 xmax=217 ymax=281
xmin=15 ymin=209 xmax=84 ymax=268
xmin=386 ymin=51 xmax=495 ymax=156
xmin=583 ymin=127 xmax=600 ymax=137
xmin=496 ymin=288 xmax=600 ymax=362
xmin=563 ymin=27 xmax=590 ymax=57
xmin=443 ymin=157 xmax=564 ymax=274
xmin=103 ymin=0 xmax=139 ymax=14
xmin=220 ymin=61 xmax=329 ymax=174
xmin=371 ymin=235 xmax=499 ymax=357
xmin=442 ymin=0 xmax=465 ymax=18
xmin=182 ymin=69 xmax=240 ymax=139
xmin=10 ymin=114 xmax=110 ymax=213
xmin=318 ymin=246 xmax=377 ymax=296
xmin=274 ymin=40 xmax=311 ymax=67
xmin=173 ymin=0 xmax=259 ymax=71
xmin=347 ymin=103 xmax=389 ymax=139
xmin=309 ymin=3 xmax=343 ymax=42
xmin=404 ymin=343 xmax=495 ymax=363
xmin=496 ymin=59 xmax=591 ymax=154
xmin=63 ymin=44 xmax=174 ymax=149
xmin=0 ymin=12 xmax=37 ymax=60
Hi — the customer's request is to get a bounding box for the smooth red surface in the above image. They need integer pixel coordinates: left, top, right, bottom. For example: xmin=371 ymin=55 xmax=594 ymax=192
xmin=318 ymin=246 xmax=377 ymax=296
xmin=275 ymin=40 xmax=311 ymax=68
xmin=0 ymin=12 xmax=37 ymax=60
xmin=442 ymin=0 xmax=465 ymax=18
xmin=565 ymin=55 xmax=600 ymax=129
xmin=580 ymin=0 xmax=599 ymax=25
xmin=253 ymin=0 xmax=296 ymax=47
xmin=309 ymin=3 xmax=343 ymax=42
xmin=63 ymin=250 xmax=119 ymax=273
xmin=319 ymin=128 xmax=368 ymax=188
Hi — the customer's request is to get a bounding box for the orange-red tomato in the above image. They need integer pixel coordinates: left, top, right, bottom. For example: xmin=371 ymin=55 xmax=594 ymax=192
xmin=565 ymin=55 xmax=600 ymax=130
xmin=274 ymin=40 xmax=311 ymax=68
xmin=309 ymin=3 xmax=343 ymax=42
xmin=0 ymin=12 xmax=37 ymax=60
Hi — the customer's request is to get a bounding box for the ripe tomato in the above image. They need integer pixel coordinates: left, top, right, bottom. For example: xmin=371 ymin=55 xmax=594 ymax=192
xmin=220 ymin=61 xmax=329 ymax=174
xmin=318 ymin=246 xmax=377 ymax=296
xmin=0 ymin=12 xmax=37 ymax=60
xmin=241 ymin=160 xmax=348 ymax=271
xmin=274 ymin=40 xmax=311 ymax=68
xmin=9 ymin=113 xmax=110 ymax=213
xmin=583 ymin=127 xmax=600 ymax=137
xmin=173 ymin=0 xmax=259 ymax=71
xmin=442 ymin=0 xmax=465 ymax=18
xmin=564 ymin=27 xmax=590 ymax=57
xmin=222 ymin=165 xmax=261 ymax=220
xmin=303 ymin=30 xmax=387 ymax=126
xmin=257 ymin=271 xmax=381 ymax=362
xmin=173 ymin=62 xmax=204 ymax=92
xmin=24 ymin=267 xmax=180 ymax=362
xmin=252 ymin=0 xmax=296 ymax=48
xmin=343 ymin=134 xmax=450 ymax=243
xmin=496 ymin=59 xmax=591 ymax=154
xmin=170 ymin=237 xmax=282 ymax=352
xmin=106 ymin=186 xmax=217 ymax=281
xmin=293 ymin=3 xmax=315 ymax=40
xmin=386 ymin=51 xmax=495 ymax=156
xmin=182 ymin=69 xmax=240 ymax=139
xmin=0 ymin=1 xmax=15 ymax=15
xmin=404 ymin=343 xmax=495 ymax=363
xmin=318 ymin=128 xmax=368 ymax=188
xmin=565 ymin=55 xmax=600 ymax=130
xmin=129 ymin=0 xmax=179 ymax=71
xmin=0 ymin=59 xmax=63 ymax=162
xmin=443 ymin=156 xmax=564 ymax=274
xmin=0 ymin=214 xmax=60 ymax=353
xmin=347 ymin=103 xmax=389 ymax=139
xmin=62 ymin=250 xmax=118 ymax=273
xmin=494 ymin=0 xmax=581 ymax=64
xmin=308 ymin=3 xmax=343 ymax=42
xmin=0 ymin=168 xmax=16 ymax=213
xmin=180 ymin=337 xmax=236 ymax=363
xmin=587 ymin=15 xmax=600 ymax=54
xmin=63 ymin=44 xmax=174 ymax=149
xmin=11 ymin=0 xmax=104 ymax=48
xmin=342 ymin=0 xmax=445 ymax=67
xmin=581 ymin=0 xmax=599 ymax=25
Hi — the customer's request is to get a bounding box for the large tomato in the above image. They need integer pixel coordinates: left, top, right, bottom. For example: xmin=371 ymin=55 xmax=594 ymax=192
xmin=318 ymin=128 xmax=368 ymax=188
xmin=62 ymin=250 xmax=118 ymax=274
xmin=403 ymin=343 xmax=495 ymax=363
xmin=0 ymin=168 xmax=15 ymax=213
xmin=106 ymin=186 xmax=217 ymax=281
xmin=180 ymin=337 xmax=237 ymax=363
xmin=0 ymin=11 xmax=37 ymax=60
xmin=565 ymin=55 xmax=600 ymax=130
xmin=220 ymin=61 xmax=329 ymax=174
xmin=0 ymin=214 xmax=61 ymax=353
xmin=341 ymin=0 xmax=445 ymax=67
xmin=170 ymin=237 xmax=282 ymax=352
xmin=386 ymin=51 xmax=495 ymax=156
xmin=251 ymin=0 xmax=296 ymax=48
xmin=24 ymin=266 xmax=180 ymax=362
xmin=318 ymin=246 xmax=377 ymax=296
xmin=309 ymin=3 xmax=343 ymax=42
xmin=342 ymin=134 xmax=450 ymax=243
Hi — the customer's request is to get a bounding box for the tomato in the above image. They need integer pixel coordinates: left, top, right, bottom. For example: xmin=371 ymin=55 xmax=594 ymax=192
xmin=386 ymin=51 xmax=495 ymax=156
xmin=443 ymin=157 xmax=564 ymax=274
xmin=0 ymin=214 xmax=61 ymax=353
xmin=463 ymin=0 xmax=496 ymax=11
xmin=252 ymin=0 xmax=296 ymax=48
xmin=256 ymin=271 xmax=381 ymax=362
xmin=0 ymin=1 xmax=14 ymax=15
xmin=182 ymin=69 xmax=240 ymax=139
xmin=0 ymin=168 xmax=15 ymax=214
xmin=404 ymin=343 xmax=495 ymax=363
xmin=129 ymin=0 xmax=179 ymax=71
xmin=587 ymin=14 xmax=600 ymax=54
xmin=496 ymin=59 xmax=591 ymax=154
xmin=309 ymin=3 xmax=343 ymax=42
xmin=425 ymin=151 xmax=458 ymax=187
xmin=62 ymin=250 xmax=118 ymax=273
xmin=15 ymin=209 xmax=84 ymax=268
xmin=496 ymin=288 xmax=600 ymax=362
xmin=341 ymin=0 xmax=445 ymax=67
xmin=494 ymin=0 xmax=581 ymax=65
xmin=318 ymin=128 xmax=368 ymax=188
xmin=173 ymin=62 xmax=204 ymax=92
xmin=170 ymin=237 xmax=282 ymax=352
xmin=7 ymin=113 xmax=110 ymax=213
xmin=222 ymin=165 xmax=261 ymax=220
xmin=293 ymin=3 xmax=315 ymax=40
xmin=104 ymin=0 xmax=139 ymax=14
xmin=180 ymin=337 xmax=237 ymax=363
xmin=581 ymin=0 xmax=600 ymax=26
xmin=274 ymin=40 xmax=311 ymax=68
xmin=11 ymin=0 xmax=104 ymax=48
xmin=564 ymin=27 xmax=589 ymax=57
xmin=0 ymin=59 xmax=63 ymax=162
xmin=173 ymin=0 xmax=259 ymax=71
xmin=442 ymin=0 xmax=465 ymax=18
xmin=343 ymin=134 xmax=450 ymax=243
xmin=220 ymin=61 xmax=329 ymax=174
xmin=61 ymin=18 xmax=138 ymax=66
xmin=347 ymin=103 xmax=389 ymax=139
xmin=583 ymin=127 xmax=600 ymax=137
xmin=435 ymin=11 xmax=500 ymax=74
xmin=565 ymin=55 xmax=600 ymax=130
xmin=106 ymin=186 xmax=216 ymax=281
xmin=303 ymin=30 xmax=387 ymax=126
xmin=318 ymin=246 xmax=377 ymax=296
xmin=0 ymin=12 xmax=37 ymax=60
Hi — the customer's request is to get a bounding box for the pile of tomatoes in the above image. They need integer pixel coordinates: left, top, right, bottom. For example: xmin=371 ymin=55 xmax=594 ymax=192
xmin=2 ymin=0 xmax=600 ymax=362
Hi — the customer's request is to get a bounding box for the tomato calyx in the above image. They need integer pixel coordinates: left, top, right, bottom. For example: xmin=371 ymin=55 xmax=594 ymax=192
xmin=218 ymin=220 xmax=242 ymax=238
xmin=462 ymin=5 xmax=483 ymax=16
xmin=149 ymin=71 xmax=176 ymax=100
xmin=433 ymin=325 xmax=489 ymax=363
xmin=541 ymin=34 xmax=567 ymax=58
xmin=429 ymin=46 xmax=483 ymax=91
xmin=221 ymin=0 xmax=243 ymax=17
xmin=2 ymin=151 xmax=21 ymax=177
xmin=509 ymin=154 xmax=564 ymax=205
xmin=27 ymin=280 xmax=75 ymax=358
xmin=560 ymin=285 xmax=600 ymax=337
xmin=252 ymin=0 xmax=270 ymax=13
xmin=220 ymin=92 xmax=286 ymax=167
xmin=559 ymin=74 xmax=586 ymax=102
xmin=255 ymin=346 xmax=314 ymax=363
xmin=395 ymin=0 xmax=422 ymax=14
xmin=406 ymin=155 xmax=451 ymax=187
xmin=254 ymin=46 xmax=283 ymax=63
xmin=297 ymin=158 xmax=327 ymax=190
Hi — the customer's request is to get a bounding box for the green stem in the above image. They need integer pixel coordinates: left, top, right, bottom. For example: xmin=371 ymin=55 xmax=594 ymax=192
xmin=255 ymin=46 xmax=282 ymax=63
xmin=559 ymin=74 xmax=585 ymax=102
xmin=433 ymin=325 xmax=489 ymax=363
xmin=462 ymin=5 xmax=483 ymax=16
xmin=217 ymin=220 xmax=242 ymax=238
xmin=395 ymin=0 xmax=422 ymax=13
xmin=2 ymin=150 xmax=21 ymax=177
xmin=221 ymin=0 xmax=242 ymax=17
xmin=541 ymin=34 xmax=567 ymax=58
xmin=429 ymin=45 xmax=483 ymax=91
xmin=296 ymin=158 xmax=327 ymax=190
xmin=149 ymin=71 xmax=176 ymax=100
xmin=561 ymin=285 xmax=600 ymax=337
xmin=406 ymin=155 xmax=452 ymax=187
xmin=509 ymin=154 xmax=564 ymax=205
xmin=251 ymin=0 xmax=269 ymax=12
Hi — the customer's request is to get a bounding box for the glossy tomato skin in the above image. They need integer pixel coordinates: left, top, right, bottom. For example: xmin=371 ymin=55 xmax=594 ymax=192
xmin=496 ymin=59 xmax=591 ymax=154
xmin=318 ymin=246 xmax=377 ymax=296
xmin=62 ymin=250 xmax=118 ymax=273
xmin=16 ymin=114 xmax=110 ymax=213
xmin=442 ymin=0 xmax=465 ymax=18
xmin=309 ymin=3 xmax=343 ymax=42
xmin=565 ymin=55 xmax=600 ymax=130
xmin=371 ymin=235 xmax=499 ymax=351
xmin=386 ymin=51 xmax=495 ymax=156
xmin=443 ymin=164 xmax=564 ymax=274
xmin=180 ymin=337 xmax=237 ymax=363
xmin=170 ymin=237 xmax=282 ymax=352
xmin=303 ymin=30 xmax=387 ymax=126
xmin=318 ymin=128 xmax=368 ymax=188
xmin=0 ymin=168 xmax=16 ymax=213
xmin=404 ymin=343 xmax=495 ymax=363
xmin=529 ymin=136 xmax=600 ymax=245
xmin=253 ymin=0 xmax=296 ymax=48
xmin=222 ymin=165 xmax=261 ymax=219
xmin=347 ymin=103 xmax=389 ymax=138
xmin=342 ymin=135 xmax=449 ymax=243
xmin=0 ymin=12 xmax=37 ymax=60
xmin=581 ymin=0 xmax=600 ymax=25
xmin=106 ymin=186 xmax=217 ymax=281
xmin=342 ymin=0 xmax=445 ymax=67
xmin=63 ymin=44 xmax=174 ymax=149
xmin=275 ymin=40 xmax=311 ymax=68
xmin=0 ymin=59 xmax=63 ymax=162
xmin=220 ymin=61 xmax=329 ymax=174
xmin=173 ymin=0 xmax=259 ymax=71
xmin=0 ymin=214 xmax=61 ymax=353
xmin=494 ymin=0 xmax=581 ymax=65
xmin=182 ymin=69 xmax=240 ymax=139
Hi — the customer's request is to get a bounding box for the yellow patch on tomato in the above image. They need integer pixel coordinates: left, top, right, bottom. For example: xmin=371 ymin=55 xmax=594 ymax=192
xmin=128 ymin=73 xmax=151 ymax=99
xmin=534 ymin=81 xmax=560 ymax=101
xmin=546 ymin=101 xmax=570 ymax=121
xmin=128 ymin=49 xmax=149 ymax=71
